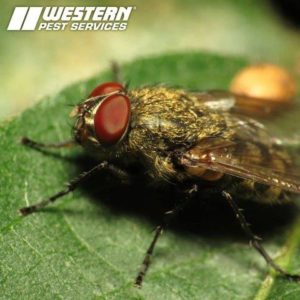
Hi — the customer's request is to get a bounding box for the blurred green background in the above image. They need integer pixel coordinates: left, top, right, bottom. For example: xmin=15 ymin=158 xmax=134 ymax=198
xmin=1 ymin=0 xmax=300 ymax=120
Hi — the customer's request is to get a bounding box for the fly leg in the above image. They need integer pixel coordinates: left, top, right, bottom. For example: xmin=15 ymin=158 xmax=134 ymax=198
xmin=21 ymin=137 xmax=75 ymax=149
xmin=19 ymin=161 xmax=130 ymax=216
xmin=134 ymin=184 xmax=198 ymax=287
xmin=111 ymin=61 xmax=123 ymax=83
xmin=222 ymin=191 xmax=300 ymax=282
xmin=110 ymin=61 xmax=130 ymax=91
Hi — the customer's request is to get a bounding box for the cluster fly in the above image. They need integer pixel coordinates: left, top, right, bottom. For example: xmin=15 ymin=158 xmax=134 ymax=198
xmin=20 ymin=63 xmax=300 ymax=287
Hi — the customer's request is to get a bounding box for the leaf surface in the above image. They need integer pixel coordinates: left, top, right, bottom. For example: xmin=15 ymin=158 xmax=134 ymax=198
xmin=1 ymin=52 xmax=300 ymax=299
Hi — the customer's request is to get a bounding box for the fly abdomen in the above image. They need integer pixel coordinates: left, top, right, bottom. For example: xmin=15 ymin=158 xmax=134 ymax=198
xmin=183 ymin=163 xmax=224 ymax=181
xmin=181 ymin=136 xmax=294 ymax=203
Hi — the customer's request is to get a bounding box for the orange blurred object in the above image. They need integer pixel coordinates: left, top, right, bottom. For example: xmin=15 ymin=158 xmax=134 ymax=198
xmin=230 ymin=64 xmax=296 ymax=103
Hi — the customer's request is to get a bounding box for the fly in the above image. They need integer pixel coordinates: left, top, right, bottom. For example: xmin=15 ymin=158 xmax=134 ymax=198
xmin=19 ymin=63 xmax=300 ymax=287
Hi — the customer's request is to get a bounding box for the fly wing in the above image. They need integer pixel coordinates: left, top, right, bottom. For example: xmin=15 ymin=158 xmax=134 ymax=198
xmin=180 ymin=134 xmax=300 ymax=194
xmin=191 ymin=90 xmax=290 ymax=117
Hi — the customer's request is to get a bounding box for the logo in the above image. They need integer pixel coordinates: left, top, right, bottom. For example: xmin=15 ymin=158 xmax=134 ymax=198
xmin=7 ymin=6 xmax=135 ymax=31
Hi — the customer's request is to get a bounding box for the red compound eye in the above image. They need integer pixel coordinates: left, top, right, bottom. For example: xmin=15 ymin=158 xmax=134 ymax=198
xmin=89 ymin=82 xmax=124 ymax=98
xmin=94 ymin=94 xmax=131 ymax=145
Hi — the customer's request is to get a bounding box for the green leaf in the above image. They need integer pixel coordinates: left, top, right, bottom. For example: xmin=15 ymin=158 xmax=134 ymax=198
xmin=1 ymin=52 xmax=300 ymax=299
